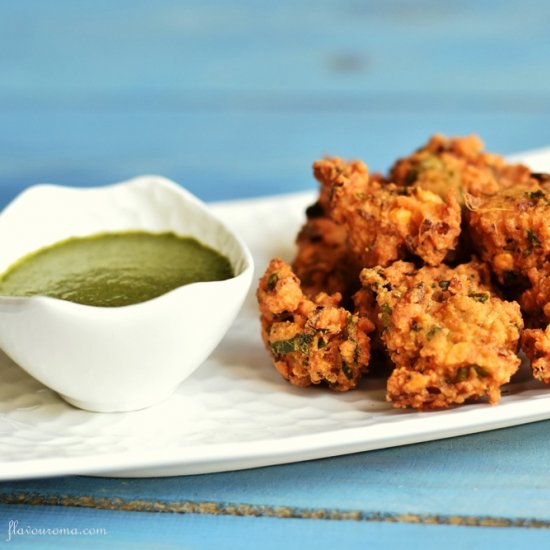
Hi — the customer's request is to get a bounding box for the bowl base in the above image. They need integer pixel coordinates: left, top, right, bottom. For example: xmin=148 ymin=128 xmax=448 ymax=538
xmin=59 ymin=389 xmax=176 ymax=413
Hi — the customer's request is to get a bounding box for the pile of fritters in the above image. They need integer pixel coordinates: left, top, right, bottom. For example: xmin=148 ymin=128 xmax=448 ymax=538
xmin=257 ymin=134 xmax=550 ymax=410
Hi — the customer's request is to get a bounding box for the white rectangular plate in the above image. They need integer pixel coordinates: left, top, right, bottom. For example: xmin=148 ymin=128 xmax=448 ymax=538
xmin=1 ymin=148 xmax=550 ymax=480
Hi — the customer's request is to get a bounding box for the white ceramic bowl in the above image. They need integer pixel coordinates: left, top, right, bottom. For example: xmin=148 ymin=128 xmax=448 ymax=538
xmin=0 ymin=176 xmax=253 ymax=412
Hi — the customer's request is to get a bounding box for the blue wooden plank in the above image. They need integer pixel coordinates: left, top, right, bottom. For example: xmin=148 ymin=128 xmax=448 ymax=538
xmin=0 ymin=504 xmax=549 ymax=550
xmin=0 ymin=0 xmax=550 ymax=545
xmin=0 ymin=0 xmax=547 ymax=206
xmin=0 ymin=111 xmax=548 ymax=206
xmin=1 ymin=0 xmax=550 ymax=97
xmin=3 ymin=421 xmax=550 ymax=524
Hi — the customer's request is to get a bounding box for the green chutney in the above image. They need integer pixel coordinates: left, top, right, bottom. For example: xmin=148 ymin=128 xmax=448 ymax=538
xmin=0 ymin=231 xmax=234 ymax=307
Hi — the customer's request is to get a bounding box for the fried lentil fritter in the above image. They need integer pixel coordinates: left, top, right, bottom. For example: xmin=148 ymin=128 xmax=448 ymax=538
xmin=257 ymin=134 xmax=550 ymax=409
xmin=292 ymin=135 xmax=525 ymax=299
xmin=466 ymin=181 xmax=550 ymax=286
xmin=292 ymin=206 xmax=361 ymax=299
xmin=357 ymin=260 xmax=523 ymax=409
xmin=389 ymin=134 xmax=533 ymax=203
xmin=315 ymin=156 xmax=462 ymax=268
xmin=291 ymin=158 xmax=383 ymax=299
xmin=522 ymin=325 xmax=550 ymax=384
xmin=519 ymin=265 xmax=550 ymax=384
xmin=257 ymin=258 xmax=373 ymax=391
xmin=519 ymin=266 xmax=550 ymax=328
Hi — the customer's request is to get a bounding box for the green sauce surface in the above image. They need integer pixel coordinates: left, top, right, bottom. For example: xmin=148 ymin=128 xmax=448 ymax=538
xmin=0 ymin=231 xmax=234 ymax=307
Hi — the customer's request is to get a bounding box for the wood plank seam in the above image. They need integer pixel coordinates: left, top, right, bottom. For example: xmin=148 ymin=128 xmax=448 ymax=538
xmin=0 ymin=494 xmax=548 ymax=529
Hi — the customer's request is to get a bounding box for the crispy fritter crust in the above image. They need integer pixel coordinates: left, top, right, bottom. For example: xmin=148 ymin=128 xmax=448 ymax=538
xmin=466 ymin=181 xmax=550 ymax=285
xmin=257 ymin=134 xmax=549 ymax=407
xmin=522 ymin=326 xmax=550 ymax=383
xmin=357 ymin=260 xmax=523 ymax=409
xmin=390 ymin=134 xmax=532 ymax=203
xmin=313 ymin=157 xmax=461 ymax=268
xmin=518 ymin=266 xmax=550 ymax=327
xmin=291 ymin=134 xmax=524 ymax=297
xmin=291 ymin=159 xmax=385 ymax=298
xmin=257 ymin=258 xmax=374 ymax=391
xmin=292 ymin=208 xmax=361 ymax=299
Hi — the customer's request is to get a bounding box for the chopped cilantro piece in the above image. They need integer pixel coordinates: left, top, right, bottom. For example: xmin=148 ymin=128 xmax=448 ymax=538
xmin=379 ymin=303 xmax=393 ymax=327
xmin=266 ymin=273 xmax=279 ymax=292
xmin=454 ymin=364 xmax=489 ymax=383
xmin=341 ymin=362 xmax=354 ymax=380
xmin=525 ymin=190 xmax=545 ymax=200
xmin=468 ymin=292 xmax=489 ymax=303
xmin=527 ymin=230 xmax=541 ymax=246
xmin=455 ymin=366 xmax=469 ymax=383
xmin=270 ymin=333 xmax=313 ymax=355
xmin=427 ymin=325 xmax=442 ymax=340
xmin=473 ymin=364 xmax=489 ymax=378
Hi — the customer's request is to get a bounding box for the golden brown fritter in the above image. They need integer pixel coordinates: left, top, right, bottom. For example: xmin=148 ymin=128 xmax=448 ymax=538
xmin=518 ymin=266 xmax=550 ymax=328
xmin=257 ymin=258 xmax=374 ymax=391
xmin=313 ymin=156 xmax=461 ymax=268
xmin=357 ymin=260 xmax=523 ymax=409
xmin=291 ymin=135 xmax=534 ymax=299
xmin=313 ymin=156 xmax=385 ymax=209
xmin=389 ymin=134 xmax=533 ymax=203
xmin=466 ymin=181 xmax=550 ymax=286
xmin=292 ymin=207 xmax=361 ymax=299
xmin=257 ymin=134 xmax=550 ymax=408
xmin=291 ymin=158 xmax=385 ymax=299
xmin=522 ymin=325 xmax=550 ymax=384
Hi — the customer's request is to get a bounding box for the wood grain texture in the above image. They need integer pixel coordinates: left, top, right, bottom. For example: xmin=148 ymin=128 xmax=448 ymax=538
xmin=0 ymin=112 xmax=549 ymax=205
xmin=1 ymin=0 xmax=549 ymax=96
xmin=0 ymin=1 xmax=549 ymax=202
xmin=2 ymin=504 xmax=550 ymax=550
xmin=1 ymin=1 xmax=550 ymax=547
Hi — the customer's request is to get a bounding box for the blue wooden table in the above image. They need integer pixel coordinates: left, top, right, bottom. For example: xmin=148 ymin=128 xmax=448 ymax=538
xmin=1 ymin=1 xmax=550 ymax=548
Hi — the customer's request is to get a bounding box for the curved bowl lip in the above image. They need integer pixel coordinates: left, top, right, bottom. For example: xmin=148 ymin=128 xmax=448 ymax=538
xmin=0 ymin=175 xmax=254 ymax=313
